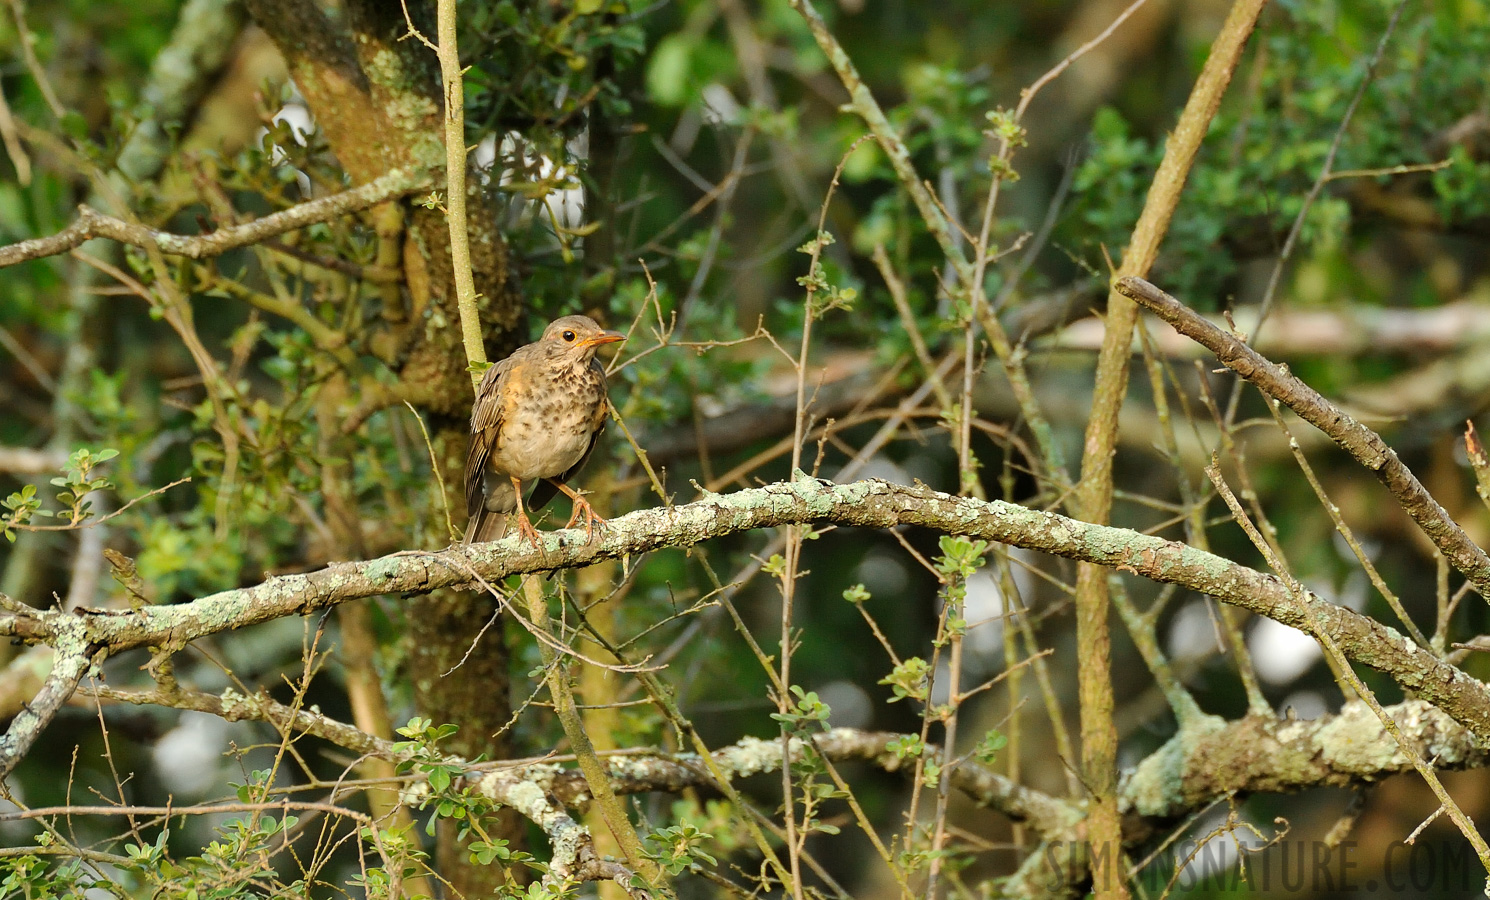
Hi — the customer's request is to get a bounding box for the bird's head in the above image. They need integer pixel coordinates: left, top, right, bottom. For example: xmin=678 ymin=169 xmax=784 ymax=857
xmin=539 ymin=315 xmax=625 ymax=363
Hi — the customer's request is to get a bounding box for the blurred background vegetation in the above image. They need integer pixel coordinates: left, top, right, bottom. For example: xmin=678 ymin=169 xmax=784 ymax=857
xmin=2 ymin=0 xmax=1490 ymax=896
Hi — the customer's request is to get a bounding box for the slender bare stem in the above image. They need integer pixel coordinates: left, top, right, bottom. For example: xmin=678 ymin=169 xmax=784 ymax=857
xmin=434 ymin=0 xmax=486 ymax=379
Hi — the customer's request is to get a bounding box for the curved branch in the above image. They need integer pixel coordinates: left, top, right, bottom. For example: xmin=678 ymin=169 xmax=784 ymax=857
xmin=1115 ymin=275 xmax=1490 ymax=598
xmin=2 ymin=478 xmax=1487 ymax=748
xmin=0 ymin=169 xmax=430 ymax=269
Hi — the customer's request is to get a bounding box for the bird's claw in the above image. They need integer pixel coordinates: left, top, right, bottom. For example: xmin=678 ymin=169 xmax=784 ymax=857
xmin=565 ymin=496 xmax=608 ymax=543
xmin=513 ymin=509 xmax=543 ymax=546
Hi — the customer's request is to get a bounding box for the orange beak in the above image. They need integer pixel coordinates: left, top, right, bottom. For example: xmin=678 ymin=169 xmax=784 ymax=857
xmin=581 ymin=330 xmax=625 ymax=348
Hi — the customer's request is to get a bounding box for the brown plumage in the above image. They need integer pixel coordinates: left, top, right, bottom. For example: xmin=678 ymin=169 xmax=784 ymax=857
xmin=463 ymin=315 xmax=624 ymax=544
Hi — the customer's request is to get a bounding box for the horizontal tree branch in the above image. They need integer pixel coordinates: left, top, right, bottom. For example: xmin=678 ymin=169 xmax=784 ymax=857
xmin=91 ymin=681 xmax=641 ymax=893
xmin=91 ymin=683 xmax=1076 ymax=877
xmin=1122 ymin=699 xmax=1489 ymax=823
xmin=0 ymin=447 xmax=65 ymax=475
xmin=1115 ymin=275 xmax=1490 ymax=598
xmin=79 ymin=681 xmax=1490 ymax=897
xmin=1050 ymin=300 xmax=1490 ymax=359
xmin=548 ymin=729 xmax=1082 ymax=839
xmin=4 ymin=478 xmax=1489 ymax=781
xmin=0 ymin=168 xmax=430 ymax=269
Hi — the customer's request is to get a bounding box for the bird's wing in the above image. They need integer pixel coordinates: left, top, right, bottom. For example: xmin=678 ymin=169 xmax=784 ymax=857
xmin=465 ymin=355 xmax=516 ymax=519
xmin=529 ymin=360 xmax=610 ymax=512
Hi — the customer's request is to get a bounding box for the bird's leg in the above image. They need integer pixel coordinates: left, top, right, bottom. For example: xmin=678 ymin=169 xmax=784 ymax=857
xmin=550 ymin=480 xmax=607 ymax=542
xmin=509 ymin=475 xmax=542 ymax=545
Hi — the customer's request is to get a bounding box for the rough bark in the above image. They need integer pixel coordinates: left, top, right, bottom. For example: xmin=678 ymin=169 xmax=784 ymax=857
xmin=241 ymin=2 xmax=525 ymax=892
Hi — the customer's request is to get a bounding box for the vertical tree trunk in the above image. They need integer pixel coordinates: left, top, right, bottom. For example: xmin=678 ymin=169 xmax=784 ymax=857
xmin=244 ymin=2 xmax=526 ymax=893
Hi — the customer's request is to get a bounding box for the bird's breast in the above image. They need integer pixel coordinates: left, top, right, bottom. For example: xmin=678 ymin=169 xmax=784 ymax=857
xmin=492 ymin=362 xmax=606 ymax=480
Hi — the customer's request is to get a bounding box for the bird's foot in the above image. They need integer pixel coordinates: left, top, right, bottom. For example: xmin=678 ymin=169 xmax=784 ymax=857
xmin=513 ymin=509 xmax=543 ymax=546
xmin=564 ymin=495 xmax=608 ymax=543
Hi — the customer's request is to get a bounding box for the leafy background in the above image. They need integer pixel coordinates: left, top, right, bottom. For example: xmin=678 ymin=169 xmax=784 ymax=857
xmin=2 ymin=0 xmax=1490 ymax=896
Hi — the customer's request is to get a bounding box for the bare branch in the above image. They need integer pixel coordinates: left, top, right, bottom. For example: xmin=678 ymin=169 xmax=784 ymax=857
xmin=1116 ymin=275 xmax=1490 ymax=600
xmin=86 ymin=681 xmax=1490 ymax=893
xmin=0 ymin=168 xmax=430 ymax=269
xmin=95 ymin=679 xmax=1078 ymax=853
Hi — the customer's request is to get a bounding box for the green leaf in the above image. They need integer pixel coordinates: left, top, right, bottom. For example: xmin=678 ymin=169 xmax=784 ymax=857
xmin=646 ymin=34 xmax=692 ymax=106
xmin=879 ymin=657 xmax=931 ymax=703
xmin=974 ymin=729 xmax=1009 ymax=765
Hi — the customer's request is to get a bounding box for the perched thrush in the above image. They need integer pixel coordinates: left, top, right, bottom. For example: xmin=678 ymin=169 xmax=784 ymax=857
xmin=463 ymin=315 xmax=625 ymax=544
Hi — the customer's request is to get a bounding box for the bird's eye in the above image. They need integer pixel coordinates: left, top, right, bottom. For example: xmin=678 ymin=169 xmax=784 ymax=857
xmin=562 ymin=330 xmax=576 ymax=342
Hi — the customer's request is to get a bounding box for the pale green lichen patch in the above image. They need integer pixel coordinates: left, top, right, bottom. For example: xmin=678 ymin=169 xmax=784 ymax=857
xmin=362 ymin=556 xmax=404 ymax=583
xmin=520 ymin=763 xmax=561 ymax=793
xmin=1074 ymin=525 xmax=1133 ymax=561
xmin=604 ymin=754 xmax=676 ymax=782
xmin=800 ymin=486 xmax=838 ymax=516
xmin=943 ymin=493 xmax=989 ymax=528
xmin=1399 ymin=701 xmax=1480 ymax=762
xmin=154 ymin=234 xmax=193 ymax=255
xmin=715 ymin=735 xmax=801 ymax=778
xmin=495 ymin=778 xmax=556 ymax=823
xmin=1121 ymin=713 xmax=1226 ymax=817
xmin=219 ymin=687 xmax=256 ymax=721
xmin=1315 ymin=702 xmax=1404 ymax=772
xmin=51 ymin=620 xmax=91 ymax=660
xmin=362 ymin=49 xmax=438 ymax=121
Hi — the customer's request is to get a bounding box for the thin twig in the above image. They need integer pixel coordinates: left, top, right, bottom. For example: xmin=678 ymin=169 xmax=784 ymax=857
xmin=8 ymin=477 xmax=192 ymax=533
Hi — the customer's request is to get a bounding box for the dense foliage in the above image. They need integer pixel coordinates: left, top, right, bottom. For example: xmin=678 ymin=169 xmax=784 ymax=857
xmin=3 ymin=0 xmax=1490 ymax=897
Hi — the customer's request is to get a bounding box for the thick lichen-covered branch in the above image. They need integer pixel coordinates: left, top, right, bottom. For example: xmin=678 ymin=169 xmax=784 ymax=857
xmin=89 ymin=681 xmax=1071 ymax=887
xmin=0 ymin=645 xmax=96 ymax=777
xmin=4 ymin=478 xmax=1490 ymax=768
xmin=1122 ymin=700 xmax=1490 ymax=822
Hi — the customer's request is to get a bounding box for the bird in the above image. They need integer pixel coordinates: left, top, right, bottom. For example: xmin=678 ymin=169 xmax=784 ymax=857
xmin=463 ymin=315 xmax=625 ymax=545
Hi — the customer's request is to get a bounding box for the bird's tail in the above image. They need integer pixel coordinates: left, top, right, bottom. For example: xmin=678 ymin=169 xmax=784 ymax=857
xmin=463 ymin=508 xmax=509 ymax=544
xmin=465 ymin=473 xmax=518 ymax=544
